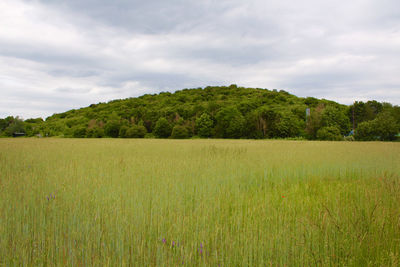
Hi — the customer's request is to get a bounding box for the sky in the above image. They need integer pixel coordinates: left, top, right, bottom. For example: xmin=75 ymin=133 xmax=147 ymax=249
xmin=1 ymin=0 xmax=400 ymax=119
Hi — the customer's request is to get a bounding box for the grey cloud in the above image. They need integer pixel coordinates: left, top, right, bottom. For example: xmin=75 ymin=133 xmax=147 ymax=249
xmin=1 ymin=0 xmax=399 ymax=118
xmin=54 ymin=87 xmax=92 ymax=94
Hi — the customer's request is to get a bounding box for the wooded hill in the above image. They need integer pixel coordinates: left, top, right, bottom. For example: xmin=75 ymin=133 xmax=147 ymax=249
xmin=1 ymin=85 xmax=400 ymax=140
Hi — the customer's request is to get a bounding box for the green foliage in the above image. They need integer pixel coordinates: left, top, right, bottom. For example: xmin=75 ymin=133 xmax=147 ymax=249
xmin=86 ymin=127 xmax=105 ymax=138
xmin=72 ymin=126 xmax=87 ymax=138
xmin=195 ymin=113 xmax=213 ymax=138
xmin=3 ymin=117 xmax=26 ymax=136
xmin=154 ymin=117 xmax=172 ymax=138
xmin=25 ymin=118 xmax=44 ymax=124
xmin=355 ymin=112 xmax=399 ymax=141
xmin=119 ymin=125 xmax=129 ymax=138
xmin=104 ymin=120 xmax=120 ymax=138
xmin=171 ymin=125 xmax=189 ymax=139
xmin=215 ymin=106 xmax=244 ymax=138
xmin=374 ymin=113 xmax=400 ymax=141
xmin=275 ymin=111 xmax=304 ymax=138
xmin=125 ymin=125 xmax=147 ymax=138
xmin=320 ymin=106 xmax=351 ymax=135
xmin=349 ymin=101 xmax=383 ymax=128
xmin=2 ymin=86 xmax=398 ymax=141
xmin=0 ymin=119 xmax=7 ymax=132
xmin=305 ymin=104 xmax=324 ymax=139
xmin=316 ymin=126 xmax=343 ymax=141
xmin=355 ymin=121 xmax=376 ymax=141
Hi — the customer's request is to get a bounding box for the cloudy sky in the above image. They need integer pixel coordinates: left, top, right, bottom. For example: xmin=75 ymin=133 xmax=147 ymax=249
xmin=1 ymin=0 xmax=400 ymax=119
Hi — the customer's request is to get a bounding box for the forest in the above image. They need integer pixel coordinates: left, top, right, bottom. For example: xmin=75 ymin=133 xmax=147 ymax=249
xmin=1 ymin=85 xmax=399 ymax=141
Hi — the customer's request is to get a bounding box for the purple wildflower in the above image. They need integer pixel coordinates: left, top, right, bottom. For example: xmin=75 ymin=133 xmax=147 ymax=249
xmin=172 ymin=241 xmax=175 ymax=247
xmin=162 ymin=238 xmax=166 ymax=244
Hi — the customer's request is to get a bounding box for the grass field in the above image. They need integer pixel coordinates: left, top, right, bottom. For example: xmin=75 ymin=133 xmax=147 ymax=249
xmin=0 ymin=138 xmax=399 ymax=266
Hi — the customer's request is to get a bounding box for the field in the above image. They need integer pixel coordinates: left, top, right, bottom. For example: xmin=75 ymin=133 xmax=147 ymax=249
xmin=0 ymin=138 xmax=399 ymax=266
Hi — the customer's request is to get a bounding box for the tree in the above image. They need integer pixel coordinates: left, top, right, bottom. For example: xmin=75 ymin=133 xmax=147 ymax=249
xmin=104 ymin=120 xmax=120 ymax=138
xmin=171 ymin=125 xmax=189 ymax=139
xmin=119 ymin=125 xmax=129 ymax=138
xmin=3 ymin=117 xmax=25 ymax=136
xmin=355 ymin=121 xmax=376 ymax=141
xmin=275 ymin=111 xmax=303 ymax=138
xmin=242 ymin=111 xmax=265 ymax=139
xmin=355 ymin=112 xmax=399 ymax=141
xmin=154 ymin=117 xmax=172 ymax=138
xmin=6 ymin=85 xmax=397 ymax=141
xmin=320 ymin=105 xmax=351 ymax=135
xmin=316 ymin=126 xmax=343 ymax=141
xmin=73 ymin=126 xmax=87 ymax=138
xmin=86 ymin=126 xmax=104 ymax=138
xmin=195 ymin=113 xmax=213 ymax=137
xmin=0 ymin=118 xmax=7 ymax=132
xmin=349 ymin=101 xmax=375 ymax=127
xmin=215 ymin=106 xmax=244 ymax=138
xmin=125 ymin=125 xmax=147 ymax=138
xmin=373 ymin=112 xmax=399 ymax=141
xmin=306 ymin=104 xmax=324 ymax=139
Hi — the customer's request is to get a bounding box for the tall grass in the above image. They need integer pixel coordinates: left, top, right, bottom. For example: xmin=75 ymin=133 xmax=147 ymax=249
xmin=0 ymin=138 xmax=399 ymax=266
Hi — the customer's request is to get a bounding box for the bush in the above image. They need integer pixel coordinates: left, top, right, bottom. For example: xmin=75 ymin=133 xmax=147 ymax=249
xmin=316 ymin=126 xmax=343 ymax=141
xmin=119 ymin=126 xmax=129 ymax=138
xmin=86 ymin=127 xmax=104 ymax=138
xmin=72 ymin=126 xmax=87 ymax=138
xmin=171 ymin=125 xmax=189 ymax=139
xmin=126 ymin=125 xmax=147 ymax=138
xmin=154 ymin=118 xmax=172 ymax=138
xmin=104 ymin=121 xmax=120 ymax=138
xmin=355 ymin=112 xmax=399 ymax=141
xmin=196 ymin=113 xmax=213 ymax=137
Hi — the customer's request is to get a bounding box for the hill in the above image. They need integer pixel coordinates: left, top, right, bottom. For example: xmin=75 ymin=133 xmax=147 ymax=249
xmin=1 ymin=85 xmax=399 ymax=140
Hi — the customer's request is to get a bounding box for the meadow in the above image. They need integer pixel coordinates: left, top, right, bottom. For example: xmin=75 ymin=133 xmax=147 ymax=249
xmin=0 ymin=138 xmax=399 ymax=266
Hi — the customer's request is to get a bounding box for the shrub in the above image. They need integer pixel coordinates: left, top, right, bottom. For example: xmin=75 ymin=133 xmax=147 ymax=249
xmin=126 ymin=125 xmax=147 ymax=138
xmin=171 ymin=125 xmax=189 ymax=139
xmin=72 ymin=126 xmax=87 ymax=138
xmin=119 ymin=126 xmax=129 ymax=138
xmin=104 ymin=121 xmax=120 ymax=138
xmin=316 ymin=126 xmax=343 ymax=141
xmin=196 ymin=113 xmax=213 ymax=137
xmin=86 ymin=127 xmax=104 ymax=138
xmin=355 ymin=112 xmax=399 ymax=141
xmin=154 ymin=118 xmax=172 ymax=138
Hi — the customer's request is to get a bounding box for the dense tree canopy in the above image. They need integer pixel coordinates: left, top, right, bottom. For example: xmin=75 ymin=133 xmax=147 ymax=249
xmin=1 ymin=86 xmax=399 ymax=141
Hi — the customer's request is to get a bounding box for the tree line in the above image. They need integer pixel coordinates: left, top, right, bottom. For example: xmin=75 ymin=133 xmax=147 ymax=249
xmin=1 ymin=85 xmax=399 ymax=141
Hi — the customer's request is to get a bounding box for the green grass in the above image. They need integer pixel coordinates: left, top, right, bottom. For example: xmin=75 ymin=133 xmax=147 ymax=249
xmin=0 ymin=138 xmax=399 ymax=266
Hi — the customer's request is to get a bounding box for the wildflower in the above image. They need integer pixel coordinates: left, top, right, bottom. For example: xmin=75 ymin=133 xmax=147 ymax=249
xmin=162 ymin=238 xmax=166 ymax=244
